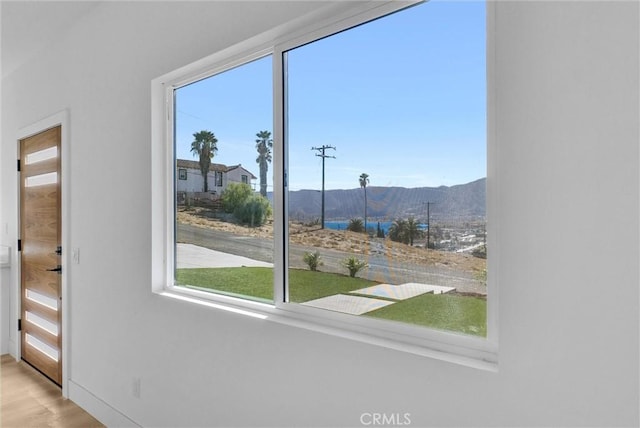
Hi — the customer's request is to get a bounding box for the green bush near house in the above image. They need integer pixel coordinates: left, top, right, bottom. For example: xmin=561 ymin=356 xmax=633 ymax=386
xmin=221 ymin=183 xmax=253 ymax=213
xmin=220 ymin=183 xmax=272 ymax=227
xmin=233 ymin=194 xmax=272 ymax=227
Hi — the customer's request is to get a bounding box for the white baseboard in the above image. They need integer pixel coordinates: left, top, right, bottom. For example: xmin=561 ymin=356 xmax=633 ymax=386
xmin=68 ymin=380 xmax=140 ymax=428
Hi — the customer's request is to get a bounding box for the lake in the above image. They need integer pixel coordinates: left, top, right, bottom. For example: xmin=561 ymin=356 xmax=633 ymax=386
xmin=324 ymin=221 xmax=427 ymax=233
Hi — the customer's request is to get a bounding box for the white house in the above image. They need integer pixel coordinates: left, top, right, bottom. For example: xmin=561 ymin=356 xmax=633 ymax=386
xmin=0 ymin=2 xmax=638 ymax=428
xmin=176 ymin=159 xmax=256 ymax=198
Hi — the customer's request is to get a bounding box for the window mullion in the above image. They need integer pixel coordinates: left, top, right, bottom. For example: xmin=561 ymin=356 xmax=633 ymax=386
xmin=168 ymin=85 xmax=177 ymax=288
xmin=273 ymin=44 xmax=286 ymax=307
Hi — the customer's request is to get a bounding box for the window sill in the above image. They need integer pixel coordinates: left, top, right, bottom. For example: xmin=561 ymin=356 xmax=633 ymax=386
xmin=156 ymin=287 xmax=498 ymax=372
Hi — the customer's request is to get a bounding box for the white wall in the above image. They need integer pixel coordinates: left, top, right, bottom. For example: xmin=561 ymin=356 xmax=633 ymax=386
xmin=0 ymin=1 xmax=5 ymax=356
xmin=226 ymin=166 xmax=255 ymax=187
xmin=177 ymin=167 xmax=216 ymax=194
xmin=1 ymin=1 xmax=638 ymax=427
xmin=0 ymin=265 xmax=7 ymax=354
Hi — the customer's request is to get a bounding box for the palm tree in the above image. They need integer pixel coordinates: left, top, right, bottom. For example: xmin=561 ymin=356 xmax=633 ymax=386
xmin=359 ymin=173 xmax=370 ymax=232
xmin=255 ymin=130 xmax=273 ymax=197
xmin=347 ymin=218 xmax=364 ymax=233
xmin=388 ymin=219 xmax=408 ymax=244
xmin=406 ymin=217 xmax=424 ymax=246
xmin=190 ymin=130 xmax=218 ymax=192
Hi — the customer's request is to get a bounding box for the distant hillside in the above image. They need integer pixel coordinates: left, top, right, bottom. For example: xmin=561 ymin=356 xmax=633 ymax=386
xmin=280 ymin=178 xmax=485 ymax=222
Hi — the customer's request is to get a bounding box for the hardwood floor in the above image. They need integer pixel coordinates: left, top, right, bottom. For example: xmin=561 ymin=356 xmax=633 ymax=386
xmin=1 ymin=354 xmax=104 ymax=428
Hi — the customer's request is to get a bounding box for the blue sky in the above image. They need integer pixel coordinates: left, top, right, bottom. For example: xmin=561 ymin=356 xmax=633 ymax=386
xmin=175 ymin=0 xmax=486 ymax=192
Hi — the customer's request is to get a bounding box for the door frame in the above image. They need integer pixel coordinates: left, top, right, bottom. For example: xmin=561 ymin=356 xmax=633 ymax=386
xmin=14 ymin=110 xmax=70 ymax=397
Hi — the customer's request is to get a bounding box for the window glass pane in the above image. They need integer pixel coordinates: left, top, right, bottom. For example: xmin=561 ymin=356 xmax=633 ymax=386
xmin=174 ymin=55 xmax=274 ymax=304
xmin=285 ymin=1 xmax=486 ymax=335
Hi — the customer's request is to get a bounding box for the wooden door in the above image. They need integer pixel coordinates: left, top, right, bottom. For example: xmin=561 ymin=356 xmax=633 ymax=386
xmin=19 ymin=126 xmax=62 ymax=386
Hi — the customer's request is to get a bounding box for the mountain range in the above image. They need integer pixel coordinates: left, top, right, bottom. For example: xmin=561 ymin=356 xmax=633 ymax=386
xmin=279 ymin=178 xmax=486 ymax=222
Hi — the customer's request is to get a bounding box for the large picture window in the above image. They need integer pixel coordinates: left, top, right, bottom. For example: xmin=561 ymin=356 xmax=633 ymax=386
xmin=173 ymin=55 xmax=274 ymax=303
xmin=284 ymin=0 xmax=486 ymax=336
xmin=154 ymin=0 xmax=494 ymax=364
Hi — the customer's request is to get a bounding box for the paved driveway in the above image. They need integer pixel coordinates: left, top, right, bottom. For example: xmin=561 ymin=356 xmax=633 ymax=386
xmin=177 ymin=243 xmax=273 ymax=269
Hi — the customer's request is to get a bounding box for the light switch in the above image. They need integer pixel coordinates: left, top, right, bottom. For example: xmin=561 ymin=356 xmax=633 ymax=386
xmin=72 ymin=248 xmax=80 ymax=264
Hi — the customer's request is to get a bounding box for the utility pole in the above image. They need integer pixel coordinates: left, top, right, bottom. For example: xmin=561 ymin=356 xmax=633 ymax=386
xmin=425 ymin=201 xmax=435 ymax=249
xmin=311 ymin=145 xmax=336 ymax=229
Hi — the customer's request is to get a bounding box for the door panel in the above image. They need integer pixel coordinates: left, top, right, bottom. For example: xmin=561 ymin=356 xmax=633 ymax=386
xmin=20 ymin=126 xmax=62 ymax=386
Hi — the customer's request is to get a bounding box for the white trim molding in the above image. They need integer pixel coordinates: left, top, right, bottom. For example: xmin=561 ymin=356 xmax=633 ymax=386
xmin=151 ymin=0 xmax=497 ymax=370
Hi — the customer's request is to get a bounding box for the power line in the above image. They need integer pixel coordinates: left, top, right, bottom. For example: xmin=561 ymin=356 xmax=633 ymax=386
xmin=311 ymin=145 xmax=336 ymax=229
xmin=424 ymin=201 xmax=436 ymax=249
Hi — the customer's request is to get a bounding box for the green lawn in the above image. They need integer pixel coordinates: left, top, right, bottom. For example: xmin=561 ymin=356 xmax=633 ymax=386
xmin=176 ymin=267 xmax=486 ymax=337
xmin=363 ymin=292 xmax=486 ymax=336
xmin=177 ymin=267 xmax=274 ymax=302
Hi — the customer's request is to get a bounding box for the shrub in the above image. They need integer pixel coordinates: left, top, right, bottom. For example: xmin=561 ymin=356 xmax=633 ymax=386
xmin=476 ymin=268 xmax=487 ymax=286
xmin=472 ymin=245 xmax=487 ymax=259
xmin=221 ymin=183 xmax=272 ymax=227
xmin=233 ymin=194 xmax=272 ymax=227
xmin=341 ymin=256 xmax=368 ymax=278
xmin=347 ymin=218 xmax=364 ymax=233
xmin=304 ymin=218 xmax=321 ymax=227
xmin=221 ymin=183 xmax=253 ymax=213
xmin=303 ymin=251 xmax=322 ymax=271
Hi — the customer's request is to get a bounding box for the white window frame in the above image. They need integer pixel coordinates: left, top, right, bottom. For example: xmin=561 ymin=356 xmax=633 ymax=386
xmin=151 ymin=0 xmax=498 ymax=370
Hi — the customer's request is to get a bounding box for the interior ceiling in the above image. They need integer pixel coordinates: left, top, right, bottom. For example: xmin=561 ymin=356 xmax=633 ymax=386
xmin=0 ymin=1 xmax=339 ymax=80
xmin=1 ymin=1 xmax=103 ymax=78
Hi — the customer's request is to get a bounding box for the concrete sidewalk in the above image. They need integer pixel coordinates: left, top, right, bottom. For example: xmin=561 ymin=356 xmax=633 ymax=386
xmin=177 ymin=243 xmax=273 ymax=269
xmin=177 ymin=243 xmax=455 ymax=318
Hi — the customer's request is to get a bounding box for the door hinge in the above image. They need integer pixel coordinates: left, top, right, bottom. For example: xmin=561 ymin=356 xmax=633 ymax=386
xmin=18 ymin=319 xmax=22 ymax=331
xmin=17 ymin=159 xmax=21 ymax=172
xmin=17 ymin=239 xmax=22 ymax=251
